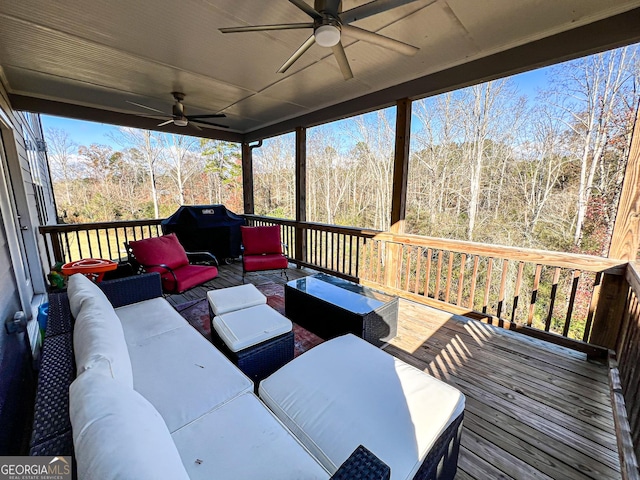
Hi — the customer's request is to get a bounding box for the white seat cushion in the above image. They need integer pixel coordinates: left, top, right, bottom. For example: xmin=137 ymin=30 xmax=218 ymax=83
xmin=127 ymin=325 xmax=253 ymax=432
xmin=116 ymin=297 xmax=186 ymax=344
xmin=259 ymin=334 xmax=465 ymax=480
xmin=213 ymin=304 xmax=292 ymax=352
xmin=207 ymin=284 xmax=266 ymax=316
xmin=171 ymin=392 xmax=329 ymax=480
xmin=70 ymin=360 xmax=190 ymax=480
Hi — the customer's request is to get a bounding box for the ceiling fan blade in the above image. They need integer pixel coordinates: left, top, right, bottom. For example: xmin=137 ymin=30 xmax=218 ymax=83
xmin=127 ymin=100 xmax=166 ymax=114
xmin=191 ymin=119 xmax=230 ymax=129
xmin=157 ymin=119 xmax=173 ymax=127
xmin=277 ymin=35 xmax=316 ymax=73
xmin=220 ymin=23 xmax=313 ymax=33
xmin=189 ymin=122 xmax=203 ymax=131
xmin=290 ymin=0 xmax=322 ymax=20
xmin=340 ymin=0 xmax=421 ymax=24
xmin=332 ymin=42 xmax=353 ymax=80
xmin=186 ymin=113 xmax=226 ymax=119
xmin=341 ymin=24 xmax=418 ymax=55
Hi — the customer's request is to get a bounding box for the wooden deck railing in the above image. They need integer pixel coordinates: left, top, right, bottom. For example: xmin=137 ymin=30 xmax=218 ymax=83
xmin=611 ymin=261 xmax=640 ymax=476
xmin=39 ymin=219 xmax=164 ymax=266
xmin=245 ymin=214 xmax=626 ymax=356
xmin=40 ymin=215 xmax=627 ymax=356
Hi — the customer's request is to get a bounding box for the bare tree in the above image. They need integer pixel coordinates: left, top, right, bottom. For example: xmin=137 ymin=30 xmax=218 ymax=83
xmin=45 ymin=127 xmax=77 ymax=206
xmin=160 ymin=134 xmax=200 ymax=205
xmin=546 ymin=47 xmax=638 ymax=246
xmin=112 ymin=128 xmax=163 ymax=218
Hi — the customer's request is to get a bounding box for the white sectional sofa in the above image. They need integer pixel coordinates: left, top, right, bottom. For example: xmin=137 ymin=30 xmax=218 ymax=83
xmin=30 ymin=272 xmax=464 ymax=480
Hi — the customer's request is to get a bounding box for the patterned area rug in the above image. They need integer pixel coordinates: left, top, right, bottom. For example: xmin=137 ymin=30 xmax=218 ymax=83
xmin=175 ymin=282 xmax=323 ymax=357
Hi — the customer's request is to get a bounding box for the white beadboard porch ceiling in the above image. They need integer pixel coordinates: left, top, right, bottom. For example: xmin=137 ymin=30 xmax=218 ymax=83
xmin=0 ymin=0 xmax=639 ymax=140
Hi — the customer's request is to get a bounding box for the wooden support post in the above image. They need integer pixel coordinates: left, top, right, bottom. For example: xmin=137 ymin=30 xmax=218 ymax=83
xmin=384 ymin=99 xmax=412 ymax=288
xmin=609 ymin=102 xmax=640 ymax=261
xmin=295 ymin=127 xmax=307 ymax=266
xmin=589 ymin=272 xmax=630 ymax=349
xmin=241 ymin=141 xmax=259 ymax=214
xmin=591 ymin=103 xmax=640 ymax=350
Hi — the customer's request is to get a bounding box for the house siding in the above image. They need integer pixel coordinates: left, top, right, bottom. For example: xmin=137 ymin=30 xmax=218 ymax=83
xmin=0 ymin=79 xmax=52 ymax=454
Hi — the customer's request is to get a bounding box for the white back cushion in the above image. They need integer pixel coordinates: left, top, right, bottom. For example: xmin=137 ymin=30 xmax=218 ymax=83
xmin=70 ymin=362 xmax=189 ymax=480
xmin=71 ymin=276 xmax=133 ymax=388
xmin=68 ymin=273 xmax=109 ymax=318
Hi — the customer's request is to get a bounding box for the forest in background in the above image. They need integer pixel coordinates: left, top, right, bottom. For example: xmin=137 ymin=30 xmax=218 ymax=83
xmin=46 ymin=45 xmax=639 ymax=259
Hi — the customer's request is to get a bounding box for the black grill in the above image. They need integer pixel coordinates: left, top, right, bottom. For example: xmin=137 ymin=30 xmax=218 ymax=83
xmin=161 ymin=205 xmax=244 ymax=262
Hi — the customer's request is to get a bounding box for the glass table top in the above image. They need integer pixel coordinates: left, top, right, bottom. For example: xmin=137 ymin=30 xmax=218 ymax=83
xmin=286 ymin=273 xmax=395 ymax=315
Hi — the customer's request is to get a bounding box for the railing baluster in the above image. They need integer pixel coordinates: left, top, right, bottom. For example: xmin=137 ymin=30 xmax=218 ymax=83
xmin=545 ymin=267 xmax=561 ymax=332
xmin=563 ymin=270 xmax=581 ymax=336
xmin=496 ymin=259 xmax=509 ymax=319
xmin=404 ymin=246 xmax=412 ymax=291
xmin=96 ymin=229 xmax=104 ymax=259
xmin=341 ymin=234 xmax=346 ymax=274
xmin=423 ymin=248 xmax=432 ymax=298
xmin=324 ymin=231 xmax=328 ymax=269
xmin=105 ymin=228 xmax=113 ymax=260
xmin=435 ymin=251 xmax=443 ymax=301
xmin=414 ymin=247 xmax=422 ymax=294
xmin=376 ymin=241 xmax=382 ymax=284
xmin=527 ymin=264 xmax=542 ymax=327
xmin=468 ymin=255 xmax=479 ymax=310
xmin=75 ymin=231 xmax=83 ymax=259
xmin=482 ymin=258 xmax=493 ymax=314
xmin=353 ymin=236 xmax=359 ymax=278
xmin=457 ymin=254 xmax=467 ymax=306
xmin=331 ymin=232 xmax=336 ymax=271
xmin=511 ymin=261 xmax=524 ymax=322
xmin=63 ymin=232 xmax=71 ymax=263
xmin=444 ymin=251 xmax=454 ymax=303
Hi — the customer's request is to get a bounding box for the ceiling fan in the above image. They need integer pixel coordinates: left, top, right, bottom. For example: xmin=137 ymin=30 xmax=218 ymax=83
xmin=127 ymin=92 xmax=229 ymax=130
xmin=219 ymin=0 xmax=420 ymax=80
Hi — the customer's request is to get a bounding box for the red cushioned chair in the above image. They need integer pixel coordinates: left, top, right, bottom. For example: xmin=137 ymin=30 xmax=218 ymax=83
xmin=126 ymin=233 xmax=218 ymax=293
xmin=241 ymin=225 xmax=289 ymax=282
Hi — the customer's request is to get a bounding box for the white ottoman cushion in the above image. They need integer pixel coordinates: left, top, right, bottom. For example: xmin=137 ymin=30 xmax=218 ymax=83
xmin=171 ymin=393 xmax=329 ymax=480
xmin=259 ymin=334 xmax=465 ymax=480
xmin=213 ymin=304 xmax=292 ymax=352
xmin=207 ymin=284 xmax=266 ymax=316
xmin=127 ymin=325 xmax=253 ymax=432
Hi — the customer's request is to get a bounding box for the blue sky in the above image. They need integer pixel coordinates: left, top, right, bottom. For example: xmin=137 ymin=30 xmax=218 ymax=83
xmin=40 ymin=67 xmax=550 ymax=148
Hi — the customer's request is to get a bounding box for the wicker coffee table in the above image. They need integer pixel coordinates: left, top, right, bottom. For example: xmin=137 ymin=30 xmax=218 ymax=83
xmin=284 ymin=273 xmax=398 ymax=346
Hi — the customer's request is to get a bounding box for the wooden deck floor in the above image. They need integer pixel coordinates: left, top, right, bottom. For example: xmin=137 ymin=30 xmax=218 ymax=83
xmin=167 ymin=262 xmax=619 ymax=480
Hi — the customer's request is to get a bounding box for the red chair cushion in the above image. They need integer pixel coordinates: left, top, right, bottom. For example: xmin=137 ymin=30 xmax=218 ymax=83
xmin=243 ymin=254 xmax=288 ymax=272
xmin=161 ymin=264 xmax=218 ymax=293
xmin=129 ymin=234 xmax=189 ymax=270
xmin=241 ymin=226 xmax=283 ymax=255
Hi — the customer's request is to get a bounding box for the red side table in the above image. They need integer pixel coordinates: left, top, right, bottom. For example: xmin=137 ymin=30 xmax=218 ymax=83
xmin=61 ymin=258 xmax=118 ymax=282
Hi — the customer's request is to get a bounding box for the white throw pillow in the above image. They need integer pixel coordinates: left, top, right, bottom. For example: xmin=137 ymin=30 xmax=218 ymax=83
xmin=70 ymin=361 xmax=190 ymax=480
xmin=73 ymin=288 xmax=134 ymax=388
xmin=68 ymin=273 xmax=111 ymax=318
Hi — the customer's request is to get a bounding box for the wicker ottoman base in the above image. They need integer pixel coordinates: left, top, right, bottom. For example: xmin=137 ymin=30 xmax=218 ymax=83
xmin=210 ymin=329 xmax=294 ymax=383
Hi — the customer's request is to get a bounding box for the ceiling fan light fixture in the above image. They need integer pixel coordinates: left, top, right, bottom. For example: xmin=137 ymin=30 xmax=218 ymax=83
xmin=315 ymin=24 xmax=340 ymax=47
xmin=173 ymin=118 xmax=188 ymax=127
